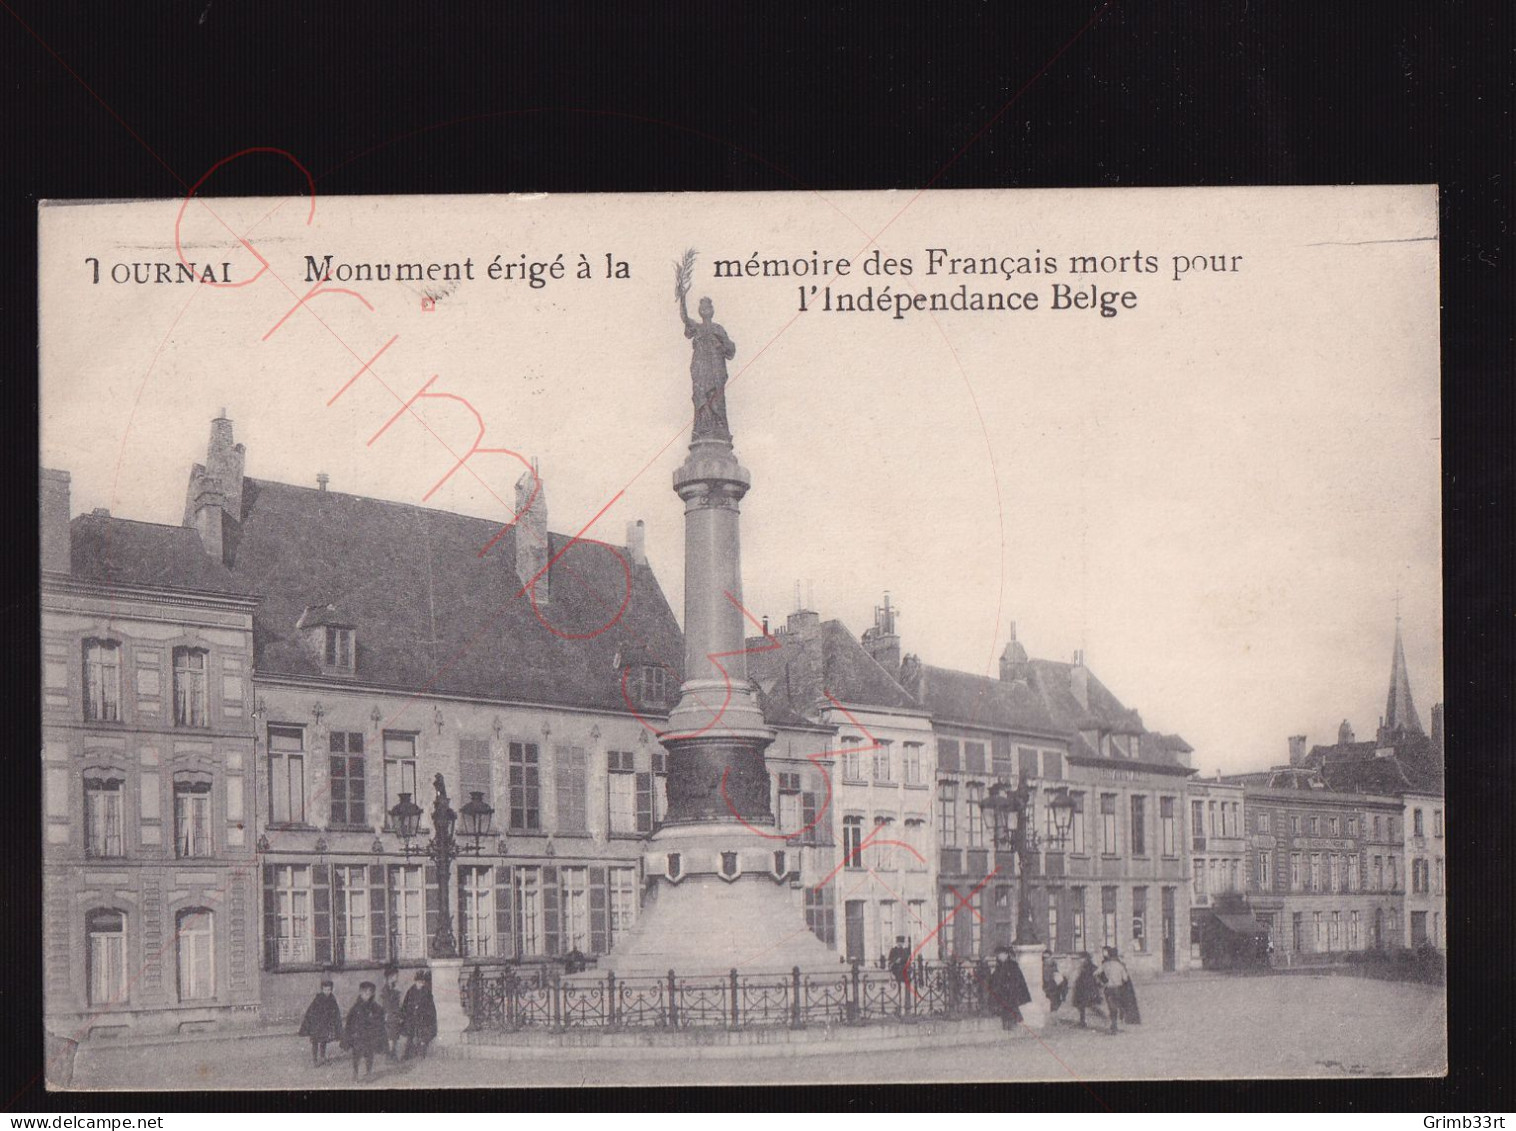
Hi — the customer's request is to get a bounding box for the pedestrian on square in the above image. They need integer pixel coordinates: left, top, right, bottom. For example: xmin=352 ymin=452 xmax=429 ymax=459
xmin=1070 ymin=951 xmax=1103 ymax=1028
xmin=297 ymin=978 xmax=343 ymax=1066
xmin=887 ymin=936 xmax=912 ymax=985
xmin=1042 ymin=950 xmax=1068 ymax=1012
xmin=1096 ymin=946 xmax=1134 ymax=1034
xmin=345 ymin=981 xmax=387 ymax=1080
xmin=379 ymin=964 xmax=404 ymax=1062
xmin=988 ymin=945 xmax=1032 ymax=1031
xmin=400 ymin=969 xmax=438 ymax=1060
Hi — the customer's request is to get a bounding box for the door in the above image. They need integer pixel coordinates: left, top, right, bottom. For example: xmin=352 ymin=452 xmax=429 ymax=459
xmin=844 ymin=901 xmax=866 ymax=963
xmin=1161 ymin=887 xmax=1176 ymax=972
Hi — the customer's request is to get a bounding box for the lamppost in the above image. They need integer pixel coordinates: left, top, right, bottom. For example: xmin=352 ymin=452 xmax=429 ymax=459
xmin=980 ymin=774 xmax=1077 ymax=947
xmin=389 ymin=773 xmax=495 ymax=959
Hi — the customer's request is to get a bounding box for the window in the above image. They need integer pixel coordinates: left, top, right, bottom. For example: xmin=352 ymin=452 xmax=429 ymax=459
xmin=1313 ymin=911 xmax=1323 ymax=950
xmin=382 ymin=733 xmax=418 ymax=829
xmin=459 ymin=866 xmax=493 ymax=958
xmin=1347 ymin=816 xmax=1357 ymax=837
xmin=610 ymin=866 xmax=637 ymax=946
xmin=392 ymin=864 xmax=426 ymax=959
xmin=1160 ymin=798 xmax=1176 ymax=856
xmin=1414 ymin=808 xmax=1424 ymax=837
xmin=1100 ymin=795 xmax=1117 ymax=855
xmin=328 ymin=731 xmax=366 ymax=826
xmin=83 ymin=640 xmax=122 ymax=722
xmin=1191 ymin=799 xmax=1205 ymax=847
xmin=1018 ymin=746 xmax=1039 ymax=778
xmin=1130 ymin=796 xmax=1147 ymax=856
xmin=1433 ymin=809 xmax=1443 ymax=838
xmin=1208 ymin=800 xmax=1217 ymax=837
xmin=272 ymin=865 xmax=312 ymax=964
xmin=1043 ymin=751 xmax=1064 ymax=780
xmin=1309 ymin=853 xmax=1322 ymax=892
xmin=173 ymin=777 xmax=212 ymax=858
xmin=84 ymin=774 xmax=125 ymax=857
xmin=1309 ymin=816 xmax=1320 ymax=836
xmin=872 ymin=740 xmax=893 ymax=783
xmin=1101 ymin=887 xmax=1118 ymax=950
xmin=172 ymin=647 xmax=209 ymax=727
xmin=841 ymin=737 xmax=864 ymax=782
xmin=1070 ymin=888 xmax=1086 ymax=954
xmin=1193 ymin=857 xmax=1206 ymax=898
xmin=628 ymin=664 xmax=670 ymax=709
xmin=608 ymin=750 xmax=638 ymax=834
xmin=1290 ymin=852 xmax=1302 ymax=891
xmin=1258 ymin=811 xmax=1272 ymax=834
xmin=1259 ymin=852 xmax=1271 ymax=890
xmin=515 ymin=868 xmax=543 ymax=957
xmin=1372 ymin=815 xmax=1382 ymax=839
xmin=1329 ymin=911 xmax=1341 ymax=950
xmin=938 ymin=782 xmax=958 ymax=847
xmin=776 ymin=771 xmax=801 ymax=835
xmin=1068 ymin=793 xmax=1087 ymax=854
xmin=843 ymin=816 xmax=864 ymax=869
xmin=268 ymin=725 xmax=306 ymax=825
xmin=1328 ymin=853 xmax=1339 ymax=893
xmin=87 ymin=909 xmax=127 ymax=1005
xmin=1292 ymin=815 xmax=1301 ymax=835
xmin=555 ymin=747 xmax=588 ymax=834
xmin=1435 ymin=857 xmax=1444 ymax=894
xmin=966 ymin=782 xmax=984 ymax=848
xmin=334 ymin=865 xmax=371 ymax=963
xmin=1350 ymin=910 xmax=1361 ymax=949
xmin=1327 ymin=815 xmax=1339 ymax=837
xmin=1373 ymin=855 xmax=1384 ymax=890
xmin=509 ymin=742 xmax=541 ymax=832
xmin=1388 ymin=856 xmax=1398 ymax=890
xmin=324 ymin=626 xmax=354 ymax=671
xmin=903 ymin=743 xmax=924 ymax=786
xmin=652 ymin=752 xmax=669 ymax=824
xmin=1292 ymin=912 xmax=1303 ymax=952
xmin=964 ymin=742 xmax=987 ymax=774
xmin=1047 ymin=893 xmax=1058 ymax=950
xmin=805 ymin=887 xmax=836 ymax=947
xmin=176 ymin=908 xmax=215 ymax=1001
xmin=937 ymin=739 xmax=960 ymax=773
xmin=1131 ymin=887 xmax=1147 ymax=952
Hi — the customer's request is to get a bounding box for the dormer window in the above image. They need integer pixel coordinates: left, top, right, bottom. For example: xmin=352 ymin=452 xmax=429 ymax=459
xmin=628 ymin=664 xmax=670 ymax=709
xmin=325 ymin=626 xmax=354 ymax=671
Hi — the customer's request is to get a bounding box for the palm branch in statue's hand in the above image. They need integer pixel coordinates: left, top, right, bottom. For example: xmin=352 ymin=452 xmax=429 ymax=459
xmin=674 ymin=248 xmax=697 ymax=308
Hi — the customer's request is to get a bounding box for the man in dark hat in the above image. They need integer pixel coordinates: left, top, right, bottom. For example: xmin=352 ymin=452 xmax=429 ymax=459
xmin=887 ymin=936 xmax=912 ymax=985
xmin=297 ymin=977 xmax=342 ymax=1066
xmin=344 ymin=981 xmax=387 ymax=1080
xmin=379 ymin=964 xmax=404 ymax=1061
xmin=1095 ymin=946 xmax=1133 ymax=1034
xmin=1070 ymin=951 xmax=1103 ymax=1028
xmin=988 ymin=945 xmax=1032 ymax=1031
xmin=400 ymin=969 xmax=438 ymax=1060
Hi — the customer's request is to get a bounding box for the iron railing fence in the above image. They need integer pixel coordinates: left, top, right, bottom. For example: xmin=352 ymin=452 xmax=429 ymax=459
xmin=462 ymin=958 xmax=997 ymax=1032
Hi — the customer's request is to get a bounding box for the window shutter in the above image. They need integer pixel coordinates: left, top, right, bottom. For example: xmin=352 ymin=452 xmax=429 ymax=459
xmin=589 ymin=866 xmax=608 ymax=954
xmin=262 ymin=865 xmax=278 ymax=970
xmin=991 ymin=734 xmax=1013 ymax=774
xmin=369 ymin=864 xmax=388 ymax=964
xmin=332 ymin=867 xmax=348 ymax=966
xmin=635 ymin=773 xmax=653 ymax=833
xmin=459 ymin=738 xmax=492 ymax=801
xmin=425 ymin=864 xmax=439 ymax=949
xmin=312 ymin=865 xmax=332 ymax=965
xmin=542 ymin=866 xmax=560 ymax=956
xmin=495 ymin=865 xmax=513 ymax=960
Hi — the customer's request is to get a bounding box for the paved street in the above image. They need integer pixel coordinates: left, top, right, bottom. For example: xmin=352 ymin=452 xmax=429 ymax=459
xmin=67 ymin=974 xmax=1445 ymax=1090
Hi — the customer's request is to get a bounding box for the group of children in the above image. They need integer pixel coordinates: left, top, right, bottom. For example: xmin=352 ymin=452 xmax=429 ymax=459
xmin=298 ymin=965 xmax=440 ymax=1079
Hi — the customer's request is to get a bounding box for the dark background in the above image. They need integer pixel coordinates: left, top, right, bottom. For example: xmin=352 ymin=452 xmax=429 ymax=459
xmin=2 ymin=0 xmax=1509 ymax=1113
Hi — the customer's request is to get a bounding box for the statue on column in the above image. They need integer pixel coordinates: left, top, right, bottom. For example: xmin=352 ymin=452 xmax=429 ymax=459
xmin=674 ymin=249 xmax=735 ymax=442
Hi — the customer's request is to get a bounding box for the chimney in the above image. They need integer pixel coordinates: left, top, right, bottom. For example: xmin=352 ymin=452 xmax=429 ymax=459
xmin=1430 ymin=702 xmax=1444 ymax=757
xmin=1337 ymin=719 xmax=1355 ymax=745
xmin=40 ymin=469 xmax=72 ymax=574
xmin=193 ymin=475 xmax=226 ymax=563
xmin=1288 ymin=735 xmax=1307 ymax=766
xmin=514 ymin=461 xmax=548 ymax=601
xmin=861 ymin=593 xmax=901 ymax=672
xmin=786 ymin=609 xmax=820 ymax=633
xmin=626 ymin=519 xmax=647 ymax=567
xmin=1070 ymin=650 xmax=1089 ymax=709
xmin=999 ymin=621 xmax=1029 ymax=681
xmin=204 ymin=409 xmax=245 ymax=519
xmin=317 ymin=472 xmax=330 ymax=492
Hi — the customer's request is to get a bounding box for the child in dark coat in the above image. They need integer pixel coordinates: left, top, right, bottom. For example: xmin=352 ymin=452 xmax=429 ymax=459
xmin=400 ymin=970 xmax=438 ymax=1060
xmin=297 ymin=979 xmax=343 ymax=1066
xmin=345 ymin=981 xmax=388 ymax=1080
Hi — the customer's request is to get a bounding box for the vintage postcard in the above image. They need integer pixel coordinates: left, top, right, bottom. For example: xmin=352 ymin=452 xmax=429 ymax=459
xmin=38 ymin=186 xmax=1443 ymax=1088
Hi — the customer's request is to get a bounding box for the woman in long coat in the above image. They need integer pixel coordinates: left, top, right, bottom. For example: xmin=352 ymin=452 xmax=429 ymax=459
xmin=297 ymin=979 xmax=343 ymax=1065
xmin=1070 ymin=951 xmax=1104 ymax=1028
xmin=400 ymin=970 xmax=439 ymax=1060
xmin=988 ymin=946 xmax=1032 ymax=1030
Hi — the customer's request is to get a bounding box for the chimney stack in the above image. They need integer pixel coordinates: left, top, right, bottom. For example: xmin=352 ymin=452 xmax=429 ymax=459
xmin=193 ymin=475 xmax=226 ymax=564
xmin=40 ymin=468 xmax=72 ymax=574
xmin=999 ymin=621 xmax=1029 ymax=681
xmin=183 ymin=412 xmax=245 ymax=564
xmin=1070 ymin=650 xmax=1089 ymax=709
xmin=626 ymin=519 xmax=647 ymax=567
xmin=317 ymin=472 xmax=330 ymax=492
xmin=514 ymin=461 xmax=548 ymax=601
xmin=1288 ymin=735 xmax=1307 ymax=766
xmin=861 ymin=592 xmax=902 ymax=673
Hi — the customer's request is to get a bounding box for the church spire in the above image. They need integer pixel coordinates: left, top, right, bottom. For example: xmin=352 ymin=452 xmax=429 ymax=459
xmin=1384 ymin=614 xmax=1423 ymax=736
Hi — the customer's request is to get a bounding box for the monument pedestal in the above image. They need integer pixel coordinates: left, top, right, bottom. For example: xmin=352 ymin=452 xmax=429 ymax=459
xmin=1013 ymin=944 xmax=1048 ymax=1030
xmin=430 ymin=957 xmax=470 ymax=1045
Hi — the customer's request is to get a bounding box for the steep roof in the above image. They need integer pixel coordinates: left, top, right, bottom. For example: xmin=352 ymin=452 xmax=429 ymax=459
xmin=746 ymin=618 xmax=920 ymax=718
xmin=900 ymin=662 xmax=1062 ymax=737
xmin=223 ymin=477 xmax=684 ymax=712
xmin=70 ymin=512 xmax=248 ymax=596
xmin=1304 ymin=733 xmax=1443 ymax=796
xmin=1384 ymin=621 xmax=1424 ymax=736
xmin=1023 ymin=658 xmax=1190 ymax=768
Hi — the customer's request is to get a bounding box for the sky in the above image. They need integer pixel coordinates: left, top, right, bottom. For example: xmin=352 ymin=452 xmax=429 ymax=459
xmin=39 ymin=187 xmax=1443 ymax=776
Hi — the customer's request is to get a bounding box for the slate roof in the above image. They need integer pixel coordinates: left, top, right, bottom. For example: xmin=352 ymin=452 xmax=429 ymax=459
xmin=899 ymin=662 xmax=1063 ymax=737
xmin=202 ymin=477 xmax=681 ymax=712
xmin=746 ymin=618 xmax=921 ymax=719
xmin=1304 ymin=734 xmax=1444 ymax=796
xmin=1023 ymin=658 xmax=1191 ymax=769
xmin=70 ymin=512 xmax=249 ymax=596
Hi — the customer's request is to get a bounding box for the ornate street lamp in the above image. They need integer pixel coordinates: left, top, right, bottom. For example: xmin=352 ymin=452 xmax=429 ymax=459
xmin=982 ymin=774 xmax=1078 ymax=947
xmin=389 ymin=774 xmax=495 ymax=959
